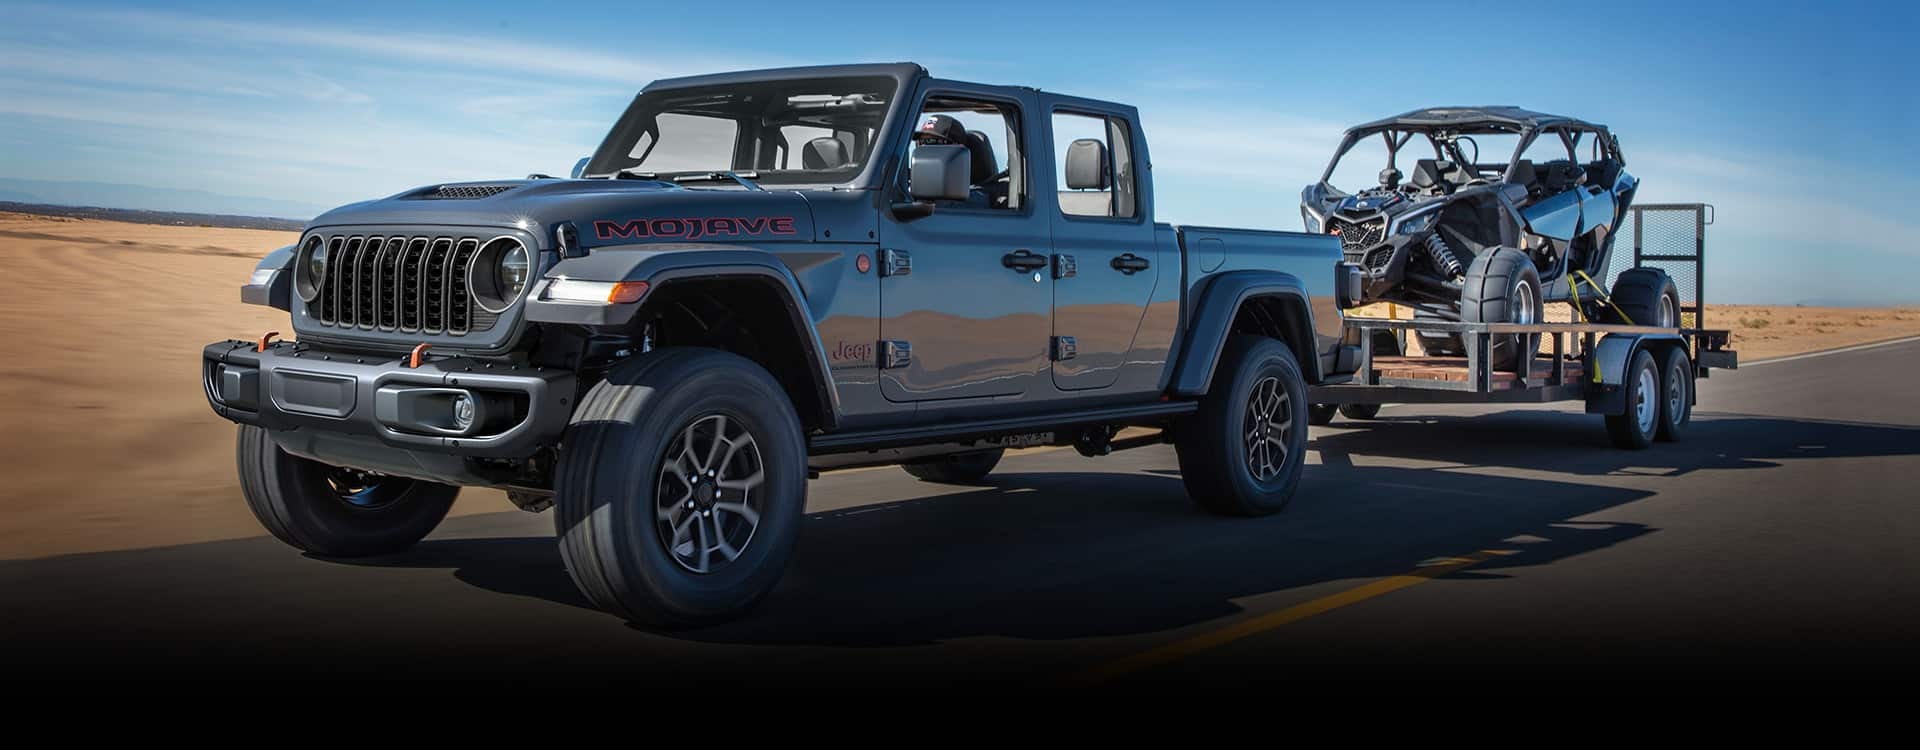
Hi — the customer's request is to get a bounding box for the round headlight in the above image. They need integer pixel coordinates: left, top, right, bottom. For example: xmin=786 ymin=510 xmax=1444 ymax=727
xmin=470 ymin=237 xmax=532 ymax=313
xmin=295 ymin=236 xmax=327 ymax=302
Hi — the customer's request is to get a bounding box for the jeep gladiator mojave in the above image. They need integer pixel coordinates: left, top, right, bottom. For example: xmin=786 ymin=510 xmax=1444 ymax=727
xmin=204 ymin=63 xmax=1360 ymax=626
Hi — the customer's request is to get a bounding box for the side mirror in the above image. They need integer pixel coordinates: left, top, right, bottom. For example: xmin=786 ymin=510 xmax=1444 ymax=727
xmin=570 ymin=158 xmax=590 ymax=179
xmin=908 ymin=144 xmax=971 ymax=202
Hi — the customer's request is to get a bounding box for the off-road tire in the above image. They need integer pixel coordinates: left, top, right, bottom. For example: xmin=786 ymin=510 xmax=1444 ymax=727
xmin=1307 ymin=403 xmax=1338 ymax=426
xmin=1655 ymin=346 xmax=1693 ymax=442
xmin=1461 ymin=247 xmax=1543 ymax=369
xmin=902 ymin=449 xmax=1004 ymax=484
xmin=1605 ymin=349 xmax=1661 ymax=450
xmin=554 ymin=348 xmax=807 ymax=627
xmin=236 ymin=425 xmax=458 ymax=557
xmin=1608 ymin=268 xmax=1682 ymax=329
xmin=1338 ymin=403 xmax=1382 ymax=420
xmin=1175 ymin=336 xmax=1309 ymax=517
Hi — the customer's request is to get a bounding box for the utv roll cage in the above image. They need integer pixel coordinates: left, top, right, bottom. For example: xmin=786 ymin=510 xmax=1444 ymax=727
xmin=1318 ymin=106 xmax=1625 ymax=189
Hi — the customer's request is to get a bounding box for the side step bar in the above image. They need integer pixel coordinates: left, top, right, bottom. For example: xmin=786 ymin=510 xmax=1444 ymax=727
xmin=809 ymin=401 xmax=1196 ymax=454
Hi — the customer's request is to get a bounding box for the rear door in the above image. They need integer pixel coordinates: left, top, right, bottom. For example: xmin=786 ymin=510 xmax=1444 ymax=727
xmin=1042 ymin=97 xmax=1159 ymax=392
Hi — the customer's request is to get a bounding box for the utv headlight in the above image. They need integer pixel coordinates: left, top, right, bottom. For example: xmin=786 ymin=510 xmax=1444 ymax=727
xmin=1301 ymin=207 xmax=1321 ymax=235
xmin=295 ymin=235 xmax=328 ymax=302
xmin=1395 ymin=210 xmax=1439 ymax=236
xmin=469 ymin=237 xmax=532 ymax=313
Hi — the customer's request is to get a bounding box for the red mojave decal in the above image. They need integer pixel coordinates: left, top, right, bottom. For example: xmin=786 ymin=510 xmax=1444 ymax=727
xmin=593 ymin=216 xmax=798 ymax=241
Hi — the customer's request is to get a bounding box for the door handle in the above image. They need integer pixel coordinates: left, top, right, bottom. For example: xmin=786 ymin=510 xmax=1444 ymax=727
xmin=1002 ymin=250 xmax=1049 ymax=271
xmin=1111 ymin=253 xmax=1151 ymax=274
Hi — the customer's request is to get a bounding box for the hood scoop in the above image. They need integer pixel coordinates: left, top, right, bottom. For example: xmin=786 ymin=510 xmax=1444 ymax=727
xmin=413 ymin=183 xmax=521 ymax=200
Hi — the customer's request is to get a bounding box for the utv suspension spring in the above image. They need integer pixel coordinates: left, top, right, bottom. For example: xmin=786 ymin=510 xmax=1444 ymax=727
xmin=1423 ymin=233 xmax=1463 ymax=279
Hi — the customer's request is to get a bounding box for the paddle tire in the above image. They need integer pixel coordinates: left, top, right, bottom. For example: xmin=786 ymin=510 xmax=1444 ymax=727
xmin=236 ymin=425 xmax=458 ymax=557
xmin=1655 ymin=346 xmax=1693 ymax=442
xmin=554 ymin=348 xmax=807 ymax=627
xmin=1607 ymin=268 xmax=1682 ymax=329
xmin=1605 ymin=349 xmax=1661 ymax=450
xmin=1175 ymin=336 xmax=1309 ymax=517
xmin=902 ymin=448 xmax=1005 ymax=484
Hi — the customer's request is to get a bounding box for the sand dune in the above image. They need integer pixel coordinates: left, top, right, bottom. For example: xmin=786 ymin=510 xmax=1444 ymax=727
xmin=1 ymin=210 xmax=1912 ymax=559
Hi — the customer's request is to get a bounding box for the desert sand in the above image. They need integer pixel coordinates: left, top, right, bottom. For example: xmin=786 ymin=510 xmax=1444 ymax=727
xmin=2 ymin=211 xmax=1914 ymax=559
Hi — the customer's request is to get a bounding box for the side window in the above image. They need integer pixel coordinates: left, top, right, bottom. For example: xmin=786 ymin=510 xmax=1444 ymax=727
xmin=907 ymin=97 xmax=1022 ymax=210
xmin=632 ymin=112 xmax=739 ymax=172
xmin=1052 ymin=112 xmax=1137 ymax=218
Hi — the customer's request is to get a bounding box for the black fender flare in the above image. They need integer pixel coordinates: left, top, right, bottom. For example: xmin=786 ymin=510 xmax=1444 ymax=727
xmin=1170 ymin=270 xmax=1323 ymax=396
xmin=1583 ymin=333 xmax=1689 ymax=417
xmin=526 ymin=244 xmax=839 ymax=428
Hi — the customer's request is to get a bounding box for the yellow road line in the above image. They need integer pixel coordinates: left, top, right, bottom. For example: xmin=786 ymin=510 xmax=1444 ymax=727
xmin=1071 ymin=548 xmax=1518 ymax=684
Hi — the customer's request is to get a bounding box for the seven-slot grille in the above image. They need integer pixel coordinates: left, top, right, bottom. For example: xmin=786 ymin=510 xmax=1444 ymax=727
xmin=308 ymin=234 xmax=499 ymax=335
xmin=1327 ymin=216 xmax=1387 ymax=255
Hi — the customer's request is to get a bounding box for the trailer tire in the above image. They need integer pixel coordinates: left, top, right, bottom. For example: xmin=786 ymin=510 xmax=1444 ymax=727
xmin=902 ymin=449 xmax=1004 ymax=484
xmin=554 ymin=348 xmax=807 ymax=627
xmin=1338 ymin=403 xmax=1382 ymax=420
xmin=1608 ymin=269 xmax=1681 ymax=329
xmin=236 ymin=425 xmax=458 ymax=557
xmin=1307 ymin=403 xmax=1337 ymax=426
xmin=1176 ymin=336 xmax=1308 ymax=517
xmin=1605 ymin=349 xmax=1661 ymax=450
xmin=1461 ymin=247 xmax=1543 ymax=369
xmin=1655 ymin=347 xmax=1692 ymax=442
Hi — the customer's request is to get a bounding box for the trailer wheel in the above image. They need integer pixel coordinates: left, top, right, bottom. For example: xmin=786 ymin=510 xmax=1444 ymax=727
xmin=236 ymin=425 xmax=458 ymax=557
xmin=1605 ymin=349 xmax=1661 ymax=450
xmin=1461 ymin=247 xmax=1543 ymax=369
xmin=1176 ymin=336 xmax=1309 ymax=517
xmin=554 ymin=348 xmax=807 ymax=627
xmin=1656 ymin=347 xmax=1693 ymax=442
xmin=1307 ymin=403 xmax=1337 ymax=426
xmin=1338 ymin=403 xmax=1382 ymax=420
xmin=902 ymin=448 xmax=1004 ymax=484
xmin=1608 ymin=269 xmax=1681 ymax=329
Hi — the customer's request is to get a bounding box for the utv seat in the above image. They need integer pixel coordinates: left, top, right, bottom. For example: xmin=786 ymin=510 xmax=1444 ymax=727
xmin=1536 ymin=160 xmax=1585 ymax=194
xmin=1584 ymin=159 xmax=1623 ymax=190
xmin=1508 ymin=159 xmax=1542 ymax=198
xmin=1409 ymin=159 xmax=1463 ymax=195
xmin=801 ymin=137 xmax=850 ymax=169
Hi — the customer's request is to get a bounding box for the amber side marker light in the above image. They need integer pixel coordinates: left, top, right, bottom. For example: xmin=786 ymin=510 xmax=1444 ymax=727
xmin=607 ymin=281 xmax=650 ymax=304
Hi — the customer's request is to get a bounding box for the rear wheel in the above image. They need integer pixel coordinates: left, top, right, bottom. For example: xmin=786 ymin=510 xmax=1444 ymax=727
xmin=1175 ymin=336 xmax=1309 ymax=517
xmin=1461 ymin=247 xmax=1543 ymax=369
xmin=1655 ymin=347 xmax=1693 ymax=442
xmin=1605 ymin=349 xmax=1661 ymax=450
xmin=236 ymin=425 xmax=458 ymax=557
xmin=902 ymin=448 xmax=1004 ymax=484
xmin=554 ymin=348 xmax=808 ymax=627
xmin=1608 ymin=268 xmax=1681 ymax=329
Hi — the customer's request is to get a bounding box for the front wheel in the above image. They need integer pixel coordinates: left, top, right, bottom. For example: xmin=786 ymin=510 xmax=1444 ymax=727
xmin=554 ymin=348 xmax=808 ymax=627
xmin=1338 ymin=403 xmax=1382 ymax=420
xmin=1461 ymin=247 xmax=1543 ymax=369
xmin=1175 ymin=336 xmax=1310 ymax=517
xmin=236 ymin=426 xmax=458 ymax=557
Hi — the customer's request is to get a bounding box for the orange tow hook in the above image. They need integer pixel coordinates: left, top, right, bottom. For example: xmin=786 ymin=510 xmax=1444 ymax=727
xmin=256 ymin=331 xmax=280 ymax=352
xmin=408 ymin=343 xmax=432 ymax=368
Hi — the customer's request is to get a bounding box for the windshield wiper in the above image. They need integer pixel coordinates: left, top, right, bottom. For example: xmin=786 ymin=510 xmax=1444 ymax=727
xmin=672 ymin=171 xmax=765 ymax=191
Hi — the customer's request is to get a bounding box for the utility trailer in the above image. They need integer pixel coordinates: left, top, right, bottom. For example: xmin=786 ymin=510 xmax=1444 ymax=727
xmin=1308 ymin=203 xmax=1737 ymax=448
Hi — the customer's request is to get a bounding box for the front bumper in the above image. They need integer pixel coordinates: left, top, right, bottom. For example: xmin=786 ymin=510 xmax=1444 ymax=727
xmin=202 ymin=339 xmax=574 ymax=459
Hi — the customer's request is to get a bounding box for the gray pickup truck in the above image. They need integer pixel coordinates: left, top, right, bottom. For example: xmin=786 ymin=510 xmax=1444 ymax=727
xmin=203 ymin=63 xmax=1359 ymax=625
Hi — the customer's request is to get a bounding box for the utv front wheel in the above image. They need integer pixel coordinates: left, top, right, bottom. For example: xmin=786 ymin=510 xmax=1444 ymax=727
xmin=1461 ymin=247 xmax=1543 ymax=369
xmin=236 ymin=426 xmax=458 ymax=557
xmin=554 ymin=348 xmax=807 ymax=627
xmin=1176 ymin=336 xmax=1309 ymax=517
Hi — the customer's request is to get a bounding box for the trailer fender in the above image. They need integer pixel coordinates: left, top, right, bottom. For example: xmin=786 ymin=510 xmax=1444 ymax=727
xmin=1585 ymin=334 xmax=1687 ymax=416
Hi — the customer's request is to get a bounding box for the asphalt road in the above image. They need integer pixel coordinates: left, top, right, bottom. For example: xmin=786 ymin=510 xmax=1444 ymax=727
xmin=6 ymin=339 xmax=1918 ymax=682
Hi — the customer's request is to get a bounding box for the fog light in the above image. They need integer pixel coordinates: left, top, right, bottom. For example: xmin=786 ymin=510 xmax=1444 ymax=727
xmin=451 ymin=393 xmax=476 ymax=431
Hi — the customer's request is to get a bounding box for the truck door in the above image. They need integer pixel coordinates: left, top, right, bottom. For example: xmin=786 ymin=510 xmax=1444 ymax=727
xmin=1042 ymin=99 xmax=1159 ymax=392
xmin=876 ymin=85 xmax=1052 ymax=403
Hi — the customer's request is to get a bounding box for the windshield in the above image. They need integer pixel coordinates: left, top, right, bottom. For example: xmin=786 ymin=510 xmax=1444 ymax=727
xmin=584 ymin=76 xmax=899 ymax=186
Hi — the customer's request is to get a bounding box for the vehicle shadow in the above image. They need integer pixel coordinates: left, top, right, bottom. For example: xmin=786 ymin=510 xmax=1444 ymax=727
xmin=1304 ymin=408 xmax=1920 ymax=477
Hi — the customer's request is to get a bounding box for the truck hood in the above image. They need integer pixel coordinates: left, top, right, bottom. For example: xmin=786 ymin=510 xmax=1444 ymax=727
xmin=306 ymin=178 xmax=819 ymax=248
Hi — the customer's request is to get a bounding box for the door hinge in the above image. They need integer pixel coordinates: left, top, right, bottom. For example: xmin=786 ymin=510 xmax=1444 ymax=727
xmin=1052 ymin=336 xmax=1077 ymax=361
xmin=1053 ymin=253 xmax=1077 ymax=279
xmin=880 ymin=248 xmax=912 ymax=277
xmin=881 ymin=340 xmax=912 ymax=369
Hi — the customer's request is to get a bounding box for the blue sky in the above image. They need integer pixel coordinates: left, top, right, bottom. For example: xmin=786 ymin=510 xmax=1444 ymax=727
xmin=1 ymin=0 xmax=1915 ymax=303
